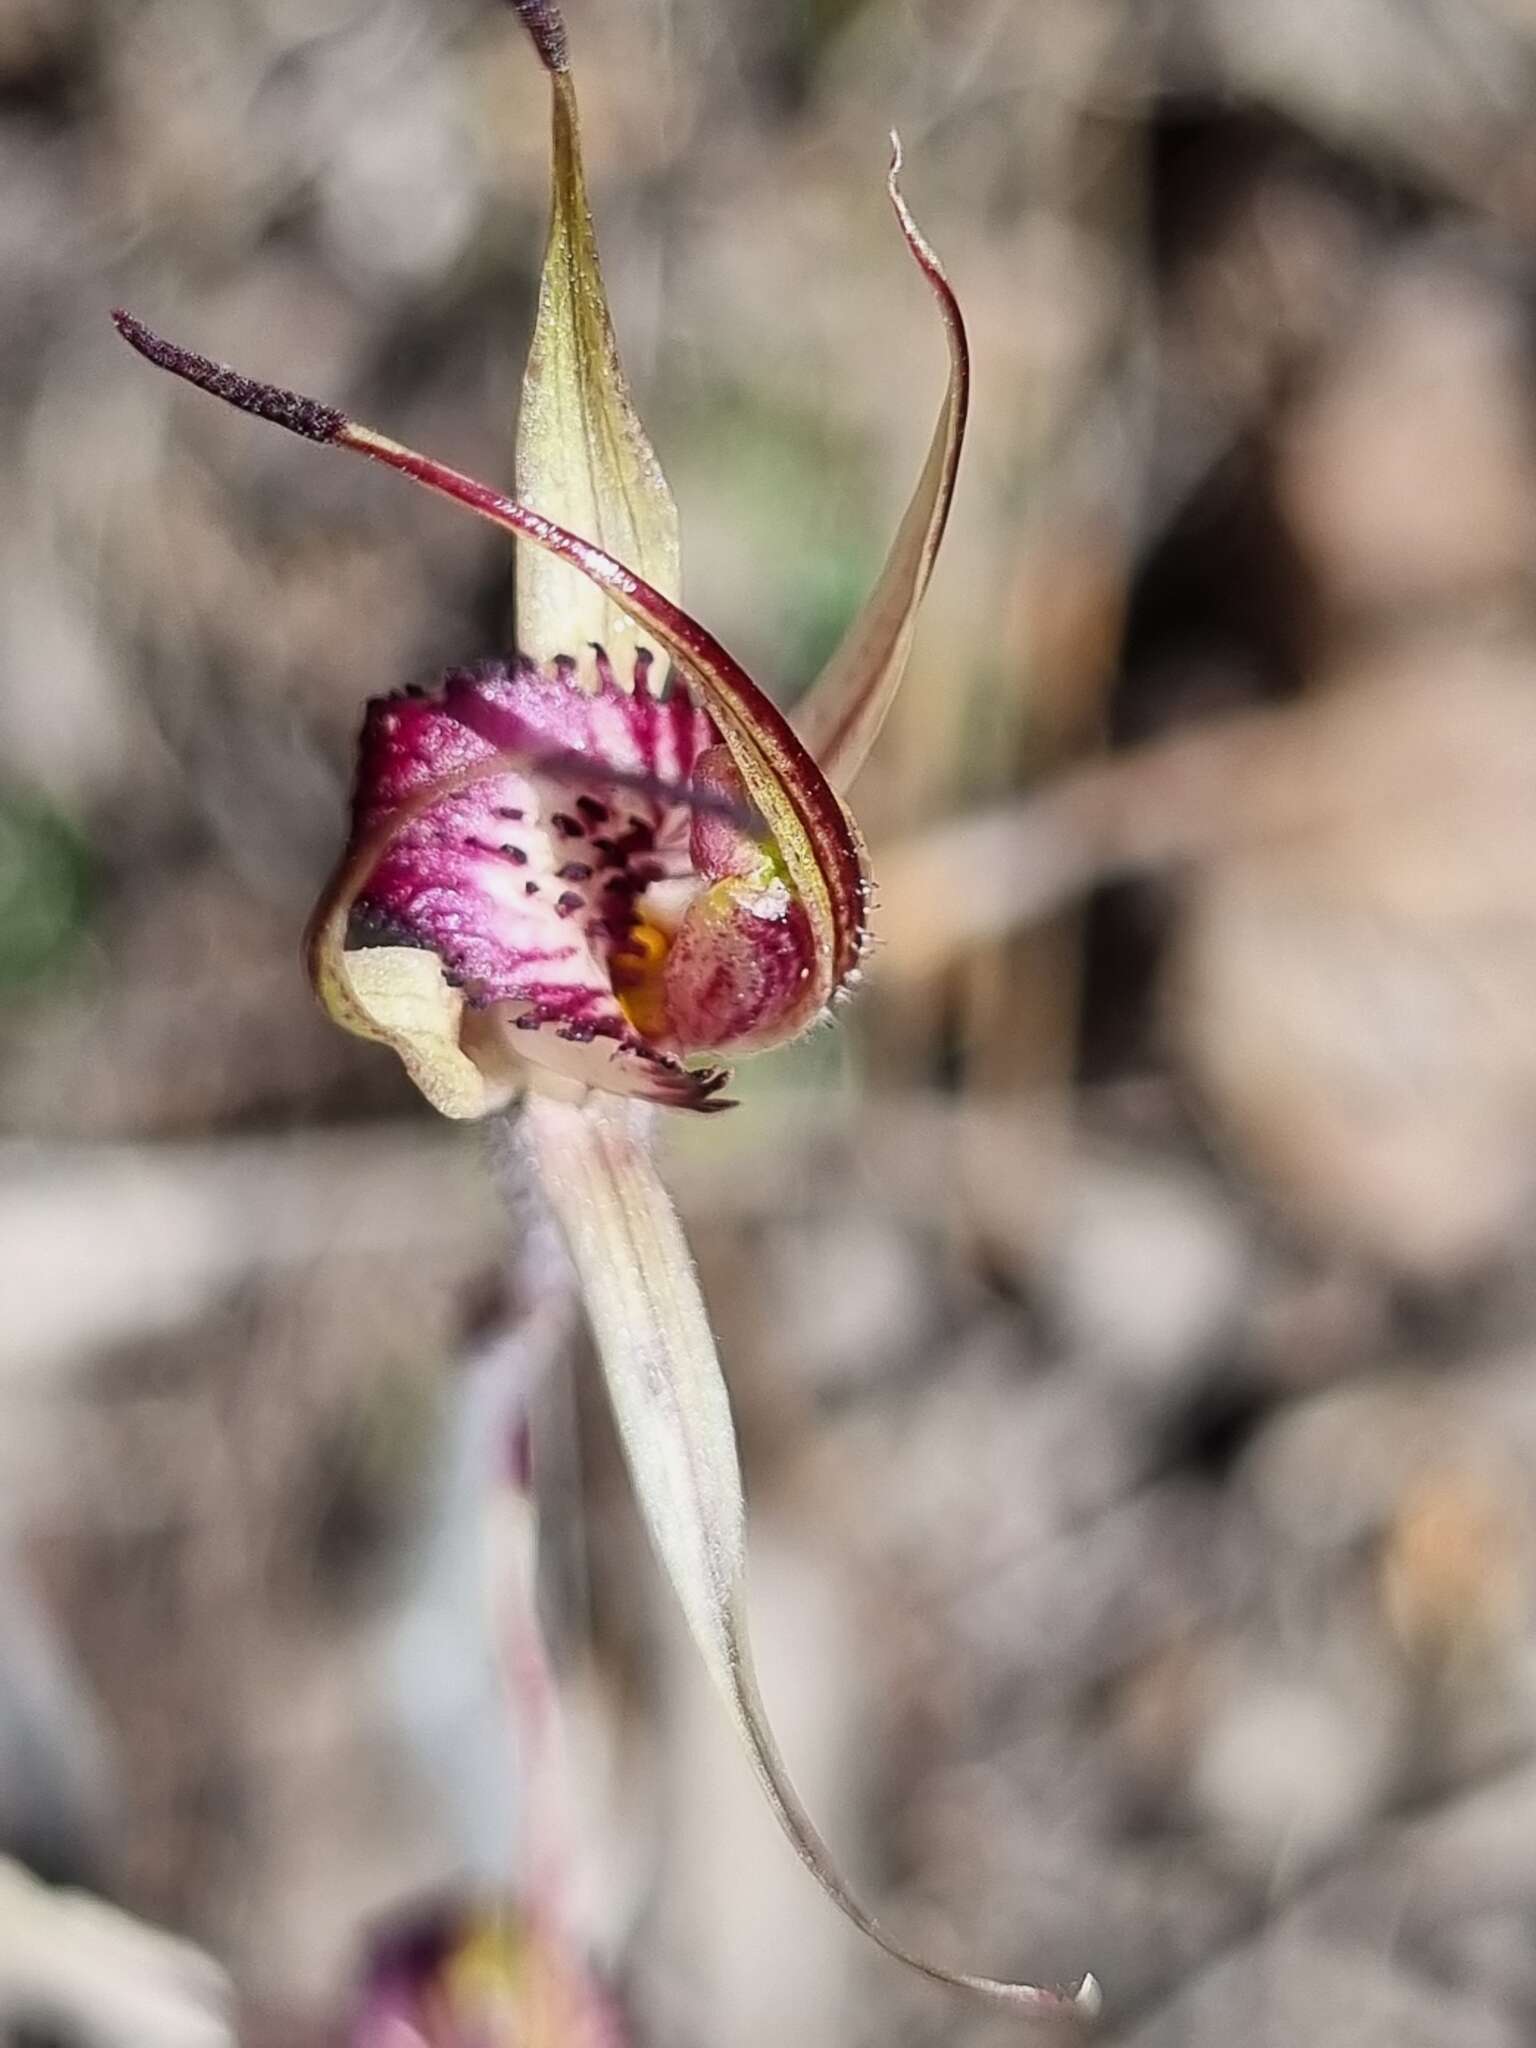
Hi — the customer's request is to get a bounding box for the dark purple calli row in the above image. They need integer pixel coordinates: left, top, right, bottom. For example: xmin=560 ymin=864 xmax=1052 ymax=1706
xmin=340 ymin=651 xmax=815 ymax=1109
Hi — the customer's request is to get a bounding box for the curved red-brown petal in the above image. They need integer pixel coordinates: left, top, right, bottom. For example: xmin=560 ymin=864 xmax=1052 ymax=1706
xmin=791 ymin=139 xmax=970 ymax=791
xmin=112 ymin=310 xmax=870 ymax=1043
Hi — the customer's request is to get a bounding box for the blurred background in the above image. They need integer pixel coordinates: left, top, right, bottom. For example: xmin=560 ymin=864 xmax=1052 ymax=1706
xmin=7 ymin=0 xmax=1536 ymax=2040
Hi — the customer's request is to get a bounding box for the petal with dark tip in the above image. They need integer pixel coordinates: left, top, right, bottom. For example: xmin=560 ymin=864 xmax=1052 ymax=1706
xmin=111 ymin=307 xmax=872 ymax=1036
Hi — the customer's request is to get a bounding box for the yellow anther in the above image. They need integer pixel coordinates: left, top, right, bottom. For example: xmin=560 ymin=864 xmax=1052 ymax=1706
xmin=613 ymin=920 xmax=671 ymax=1040
xmin=442 ymin=1922 xmax=524 ymax=2004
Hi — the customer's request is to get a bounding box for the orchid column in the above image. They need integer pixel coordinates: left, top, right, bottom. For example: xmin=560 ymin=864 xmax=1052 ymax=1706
xmin=113 ymin=0 xmax=1097 ymax=2019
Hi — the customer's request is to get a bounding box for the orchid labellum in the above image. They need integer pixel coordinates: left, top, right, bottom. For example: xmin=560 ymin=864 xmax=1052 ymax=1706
xmin=115 ymin=0 xmax=1097 ymax=2020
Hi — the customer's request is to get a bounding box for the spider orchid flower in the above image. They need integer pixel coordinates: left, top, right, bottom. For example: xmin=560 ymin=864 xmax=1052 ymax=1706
xmin=114 ymin=0 xmax=1097 ymax=2020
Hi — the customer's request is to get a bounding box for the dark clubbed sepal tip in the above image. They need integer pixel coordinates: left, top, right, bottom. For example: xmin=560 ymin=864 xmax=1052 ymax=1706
xmin=507 ymin=0 xmax=568 ymax=71
xmin=111 ymin=310 xmax=346 ymax=446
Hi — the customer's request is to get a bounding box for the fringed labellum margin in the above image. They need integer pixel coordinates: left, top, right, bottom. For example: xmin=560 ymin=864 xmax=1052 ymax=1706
xmin=113 ymin=0 xmax=1098 ymax=2020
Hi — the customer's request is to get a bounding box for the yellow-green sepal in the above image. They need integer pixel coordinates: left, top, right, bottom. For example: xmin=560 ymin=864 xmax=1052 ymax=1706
xmin=514 ymin=65 xmax=681 ymax=684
